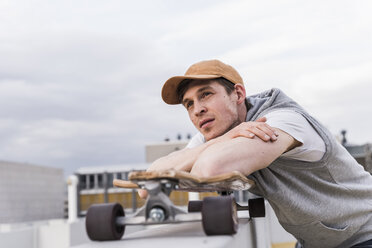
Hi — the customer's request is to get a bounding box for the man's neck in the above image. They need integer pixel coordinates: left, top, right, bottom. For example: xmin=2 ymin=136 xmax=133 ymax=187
xmin=239 ymin=99 xmax=249 ymax=123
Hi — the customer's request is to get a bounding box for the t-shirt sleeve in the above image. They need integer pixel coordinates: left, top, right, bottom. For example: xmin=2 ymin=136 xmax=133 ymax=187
xmin=264 ymin=110 xmax=326 ymax=162
xmin=186 ymin=132 xmax=205 ymax=149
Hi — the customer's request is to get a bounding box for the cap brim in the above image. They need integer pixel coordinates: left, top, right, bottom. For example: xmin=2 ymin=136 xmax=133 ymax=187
xmin=161 ymin=75 xmax=221 ymax=104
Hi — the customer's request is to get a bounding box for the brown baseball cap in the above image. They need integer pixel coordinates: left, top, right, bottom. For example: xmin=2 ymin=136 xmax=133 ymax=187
xmin=161 ymin=59 xmax=244 ymax=104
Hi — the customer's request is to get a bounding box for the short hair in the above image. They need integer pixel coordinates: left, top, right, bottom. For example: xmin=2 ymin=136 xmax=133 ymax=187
xmin=177 ymin=77 xmax=235 ymax=103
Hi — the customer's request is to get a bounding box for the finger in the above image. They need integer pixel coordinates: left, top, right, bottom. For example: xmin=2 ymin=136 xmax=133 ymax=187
xmin=258 ymin=122 xmax=279 ymax=137
xmin=240 ymin=130 xmax=255 ymax=139
xmin=232 ymin=132 xmax=255 ymax=139
xmin=240 ymin=121 xmax=278 ymax=140
xmin=256 ymin=116 xmax=267 ymax=122
xmin=250 ymin=127 xmax=271 ymax=141
xmin=257 ymin=125 xmax=278 ymax=141
xmin=138 ymin=189 xmax=148 ymax=199
xmin=255 ymin=118 xmax=279 ymax=137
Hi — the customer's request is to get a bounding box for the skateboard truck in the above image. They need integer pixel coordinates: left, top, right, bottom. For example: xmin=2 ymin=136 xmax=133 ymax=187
xmin=142 ymin=180 xmax=185 ymax=222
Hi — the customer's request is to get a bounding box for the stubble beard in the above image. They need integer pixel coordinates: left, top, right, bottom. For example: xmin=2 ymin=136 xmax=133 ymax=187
xmin=203 ymin=118 xmax=242 ymax=141
xmin=225 ymin=119 xmax=242 ymax=134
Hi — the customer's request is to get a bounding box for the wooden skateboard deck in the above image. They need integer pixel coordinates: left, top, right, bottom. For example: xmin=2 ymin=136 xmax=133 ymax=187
xmin=113 ymin=170 xmax=254 ymax=192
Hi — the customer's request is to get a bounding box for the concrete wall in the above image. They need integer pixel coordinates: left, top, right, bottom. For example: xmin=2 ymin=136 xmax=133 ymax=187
xmin=0 ymin=226 xmax=35 ymax=248
xmin=264 ymin=202 xmax=296 ymax=247
xmin=0 ymin=219 xmax=90 ymax=248
xmin=0 ymin=204 xmax=296 ymax=248
xmin=145 ymin=141 xmax=187 ymax=163
xmin=0 ymin=161 xmax=64 ymax=223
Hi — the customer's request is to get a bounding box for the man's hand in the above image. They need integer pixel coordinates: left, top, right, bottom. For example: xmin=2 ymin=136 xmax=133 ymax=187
xmin=220 ymin=117 xmax=278 ymax=142
xmin=138 ymin=189 xmax=147 ymax=199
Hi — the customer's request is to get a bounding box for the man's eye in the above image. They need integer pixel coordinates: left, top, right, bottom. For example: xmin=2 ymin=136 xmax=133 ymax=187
xmin=186 ymin=102 xmax=193 ymax=109
xmin=201 ymin=92 xmax=211 ymax=98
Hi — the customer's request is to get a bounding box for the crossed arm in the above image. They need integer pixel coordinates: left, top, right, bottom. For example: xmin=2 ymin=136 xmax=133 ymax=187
xmin=139 ymin=118 xmax=300 ymax=198
xmin=190 ymin=129 xmax=298 ymax=177
xmin=147 ymin=117 xmax=277 ymax=172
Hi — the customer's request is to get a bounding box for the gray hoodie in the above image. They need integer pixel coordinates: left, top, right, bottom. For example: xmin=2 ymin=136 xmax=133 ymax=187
xmin=246 ymin=88 xmax=372 ymax=248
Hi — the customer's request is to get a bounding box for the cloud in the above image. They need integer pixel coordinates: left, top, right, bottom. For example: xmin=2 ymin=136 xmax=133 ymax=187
xmin=0 ymin=0 xmax=371 ymax=176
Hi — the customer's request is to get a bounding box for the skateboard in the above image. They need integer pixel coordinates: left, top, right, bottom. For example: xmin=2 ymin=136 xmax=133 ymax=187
xmin=85 ymin=170 xmax=265 ymax=241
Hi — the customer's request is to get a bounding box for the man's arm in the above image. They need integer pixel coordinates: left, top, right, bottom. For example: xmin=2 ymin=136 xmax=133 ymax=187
xmin=139 ymin=119 xmax=279 ymax=198
xmin=147 ymin=117 xmax=278 ymax=172
xmin=190 ymin=128 xmax=301 ymax=177
xmin=148 ymin=138 xmax=219 ymax=172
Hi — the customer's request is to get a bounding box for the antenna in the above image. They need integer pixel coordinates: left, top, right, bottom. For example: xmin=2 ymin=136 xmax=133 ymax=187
xmin=341 ymin=130 xmax=347 ymax=146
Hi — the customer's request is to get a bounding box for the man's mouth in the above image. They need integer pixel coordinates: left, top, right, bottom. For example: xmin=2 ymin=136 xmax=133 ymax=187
xmin=199 ymin=118 xmax=214 ymax=129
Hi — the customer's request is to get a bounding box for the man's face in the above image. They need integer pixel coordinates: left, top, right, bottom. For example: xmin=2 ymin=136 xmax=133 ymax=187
xmin=182 ymin=80 xmax=241 ymax=141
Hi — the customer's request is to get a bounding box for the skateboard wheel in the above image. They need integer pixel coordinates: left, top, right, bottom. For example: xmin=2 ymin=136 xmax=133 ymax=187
xmin=248 ymin=198 xmax=265 ymax=218
xmin=201 ymin=196 xmax=238 ymax=235
xmin=188 ymin=200 xmax=203 ymax=212
xmin=86 ymin=203 xmax=125 ymax=241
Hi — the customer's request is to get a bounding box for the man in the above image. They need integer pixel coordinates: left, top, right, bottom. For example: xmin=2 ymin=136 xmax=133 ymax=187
xmin=143 ymin=59 xmax=372 ymax=248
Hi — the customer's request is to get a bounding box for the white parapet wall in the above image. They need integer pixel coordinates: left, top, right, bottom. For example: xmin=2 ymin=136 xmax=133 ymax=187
xmin=0 ymin=218 xmax=90 ymax=248
xmin=0 ymin=160 xmax=65 ymax=223
xmin=68 ymin=175 xmax=79 ymax=223
xmin=264 ymin=202 xmax=297 ymax=247
xmin=0 ymin=204 xmax=296 ymax=248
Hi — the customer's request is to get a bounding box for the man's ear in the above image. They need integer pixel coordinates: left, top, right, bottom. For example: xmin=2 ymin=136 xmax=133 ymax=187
xmin=234 ymin=84 xmax=246 ymax=104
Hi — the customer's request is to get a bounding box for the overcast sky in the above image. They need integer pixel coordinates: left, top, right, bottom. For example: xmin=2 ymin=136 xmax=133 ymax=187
xmin=1 ymin=0 xmax=371 ymax=176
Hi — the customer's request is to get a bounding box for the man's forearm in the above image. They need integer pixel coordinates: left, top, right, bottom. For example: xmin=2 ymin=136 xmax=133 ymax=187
xmin=138 ymin=138 xmax=223 ymax=199
xmin=148 ymin=137 xmax=222 ymax=172
xmin=148 ymin=120 xmax=279 ymax=173
xmin=190 ymin=128 xmax=299 ymax=177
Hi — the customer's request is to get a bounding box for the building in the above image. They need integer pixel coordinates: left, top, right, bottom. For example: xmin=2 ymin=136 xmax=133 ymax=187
xmin=0 ymin=161 xmax=64 ymax=223
xmin=145 ymin=139 xmax=188 ymax=163
xmin=75 ymin=164 xmax=148 ymax=214
xmin=340 ymin=130 xmax=372 ymax=174
xmin=344 ymin=143 xmax=372 ymax=174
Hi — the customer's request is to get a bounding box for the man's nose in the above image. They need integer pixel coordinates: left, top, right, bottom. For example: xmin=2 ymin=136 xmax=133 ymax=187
xmin=193 ymin=101 xmax=206 ymax=116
